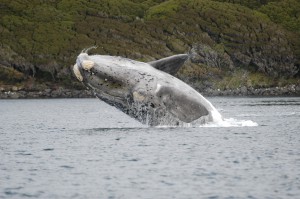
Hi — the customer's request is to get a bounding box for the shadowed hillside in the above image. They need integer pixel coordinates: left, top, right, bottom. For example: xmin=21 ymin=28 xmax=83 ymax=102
xmin=0 ymin=0 xmax=299 ymax=95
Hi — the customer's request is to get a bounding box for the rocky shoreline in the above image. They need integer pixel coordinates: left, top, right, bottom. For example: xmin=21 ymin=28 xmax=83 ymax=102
xmin=204 ymin=84 xmax=300 ymax=97
xmin=0 ymin=87 xmax=94 ymax=99
xmin=0 ymin=84 xmax=300 ymax=99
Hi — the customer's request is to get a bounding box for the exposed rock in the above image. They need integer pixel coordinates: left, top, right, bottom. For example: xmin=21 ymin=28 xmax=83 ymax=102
xmin=0 ymin=84 xmax=299 ymax=99
xmin=0 ymin=88 xmax=93 ymax=99
xmin=240 ymin=86 xmax=248 ymax=95
xmin=190 ymin=43 xmax=234 ymax=69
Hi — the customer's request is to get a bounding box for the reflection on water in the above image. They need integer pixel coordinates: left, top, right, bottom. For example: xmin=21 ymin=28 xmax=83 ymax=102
xmin=0 ymin=97 xmax=299 ymax=198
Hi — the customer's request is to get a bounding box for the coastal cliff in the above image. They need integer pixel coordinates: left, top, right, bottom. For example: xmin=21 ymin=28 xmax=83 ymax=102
xmin=0 ymin=0 xmax=299 ymax=98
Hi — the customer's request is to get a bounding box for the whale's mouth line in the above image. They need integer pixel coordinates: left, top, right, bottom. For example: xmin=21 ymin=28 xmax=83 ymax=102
xmin=90 ymin=85 xmax=128 ymax=104
xmin=84 ymin=78 xmax=130 ymax=104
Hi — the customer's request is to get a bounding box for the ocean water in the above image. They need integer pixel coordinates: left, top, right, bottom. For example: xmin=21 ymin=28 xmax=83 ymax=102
xmin=0 ymin=97 xmax=299 ymax=199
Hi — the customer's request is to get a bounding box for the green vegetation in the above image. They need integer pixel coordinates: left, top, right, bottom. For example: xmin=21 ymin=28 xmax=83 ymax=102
xmin=213 ymin=69 xmax=300 ymax=90
xmin=146 ymin=0 xmax=180 ymax=19
xmin=0 ymin=0 xmax=299 ymax=91
xmin=0 ymin=65 xmax=25 ymax=84
xmin=212 ymin=0 xmax=280 ymax=9
xmin=259 ymin=0 xmax=300 ymax=32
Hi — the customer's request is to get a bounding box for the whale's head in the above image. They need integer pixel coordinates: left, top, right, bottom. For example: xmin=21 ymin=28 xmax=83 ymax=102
xmin=75 ymin=52 xmax=131 ymax=98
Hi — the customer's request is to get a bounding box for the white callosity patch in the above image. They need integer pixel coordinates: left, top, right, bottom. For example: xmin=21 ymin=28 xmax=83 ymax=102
xmin=82 ymin=60 xmax=95 ymax=70
xmin=133 ymin=91 xmax=145 ymax=102
xmin=73 ymin=64 xmax=83 ymax=82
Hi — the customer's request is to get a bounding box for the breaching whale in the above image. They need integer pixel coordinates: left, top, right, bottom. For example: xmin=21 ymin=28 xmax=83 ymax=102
xmin=73 ymin=50 xmax=222 ymax=126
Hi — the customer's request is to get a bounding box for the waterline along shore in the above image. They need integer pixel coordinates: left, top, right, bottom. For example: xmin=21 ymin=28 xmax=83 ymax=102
xmin=1 ymin=85 xmax=299 ymax=99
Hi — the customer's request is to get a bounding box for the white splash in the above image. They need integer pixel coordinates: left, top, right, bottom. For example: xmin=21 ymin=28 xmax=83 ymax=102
xmin=210 ymin=109 xmax=223 ymax=123
xmin=156 ymin=117 xmax=258 ymax=128
xmin=201 ymin=117 xmax=258 ymax=127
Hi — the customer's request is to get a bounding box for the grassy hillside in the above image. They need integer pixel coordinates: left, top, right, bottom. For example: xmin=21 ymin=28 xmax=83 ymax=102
xmin=0 ymin=0 xmax=299 ymax=92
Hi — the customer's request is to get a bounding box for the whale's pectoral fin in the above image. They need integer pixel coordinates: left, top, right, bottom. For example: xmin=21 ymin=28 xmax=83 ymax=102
xmin=157 ymin=86 xmax=208 ymax=123
xmin=148 ymin=54 xmax=188 ymax=75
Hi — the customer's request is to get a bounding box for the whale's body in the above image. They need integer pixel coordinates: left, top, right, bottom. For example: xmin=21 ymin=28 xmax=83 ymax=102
xmin=73 ymin=52 xmax=222 ymax=126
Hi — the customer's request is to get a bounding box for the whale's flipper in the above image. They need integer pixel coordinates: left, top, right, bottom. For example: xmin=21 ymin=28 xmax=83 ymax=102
xmin=148 ymin=54 xmax=188 ymax=75
xmin=156 ymin=86 xmax=209 ymax=123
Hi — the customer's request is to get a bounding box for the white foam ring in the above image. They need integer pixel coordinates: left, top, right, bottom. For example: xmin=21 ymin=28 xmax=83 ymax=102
xmin=200 ymin=118 xmax=258 ymax=128
xmin=156 ymin=117 xmax=258 ymax=128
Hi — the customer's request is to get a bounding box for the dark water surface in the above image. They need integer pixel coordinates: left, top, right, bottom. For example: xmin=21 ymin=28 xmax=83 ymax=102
xmin=0 ymin=97 xmax=299 ymax=199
